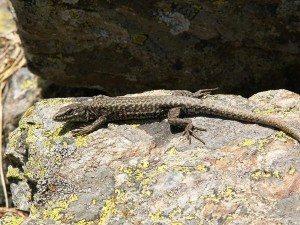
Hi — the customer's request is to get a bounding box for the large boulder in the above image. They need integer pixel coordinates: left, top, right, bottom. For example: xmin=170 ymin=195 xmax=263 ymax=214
xmin=2 ymin=89 xmax=300 ymax=224
xmin=9 ymin=1 xmax=300 ymax=96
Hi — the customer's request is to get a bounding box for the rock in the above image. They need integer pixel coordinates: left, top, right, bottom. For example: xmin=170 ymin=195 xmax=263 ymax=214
xmin=3 ymin=89 xmax=300 ymax=224
xmin=3 ymin=67 xmax=42 ymax=138
xmin=9 ymin=1 xmax=300 ymax=96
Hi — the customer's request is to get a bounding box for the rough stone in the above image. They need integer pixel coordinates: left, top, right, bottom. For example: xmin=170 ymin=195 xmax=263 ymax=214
xmin=2 ymin=89 xmax=300 ymax=224
xmin=9 ymin=1 xmax=300 ymax=96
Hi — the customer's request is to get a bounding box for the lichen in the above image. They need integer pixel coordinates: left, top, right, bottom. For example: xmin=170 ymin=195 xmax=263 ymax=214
xmin=131 ymin=34 xmax=148 ymax=45
xmin=20 ymin=77 xmax=38 ymax=90
xmin=6 ymin=166 xmax=25 ymax=180
xmin=98 ymin=189 xmax=127 ymax=225
xmin=167 ymin=147 xmax=178 ymax=155
xmin=288 ymin=167 xmax=296 ymax=175
xmin=31 ymin=194 xmax=79 ymax=222
xmin=75 ymin=135 xmax=89 ymax=148
xmin=239 ymin=139 xmax=256 ymax=147
xmin=2 ymin=215 xmax=25 ymax=225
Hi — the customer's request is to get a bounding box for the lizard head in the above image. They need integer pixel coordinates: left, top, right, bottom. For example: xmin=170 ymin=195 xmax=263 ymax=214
xmin=53 ymin=103 xmax=94 ymax=122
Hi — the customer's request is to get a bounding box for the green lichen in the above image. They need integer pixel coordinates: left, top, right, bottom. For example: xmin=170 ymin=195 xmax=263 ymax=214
xmin=39 ymin=98 xmax=72 ymax=107
xmin=31 ymin=194 xmax=79 ymax=222
xmin=75 ymin=135 xmax=89 ymax=148
xmin=253 ymin=108 xmax=276 ymax=115
xmin=251 ymin=170 xmax=272 ymax=181
xmin=239 ymin=139 xmax=256 ymax=147
xmin=7 ymin=129 xmax=22 ymax=148
xmin=6 ymin=166 xmax=25 ymax=180
xmin=149 ymin=210 xmax=166 ymax=221
xmin=2 ymin=215 xmax=25 ymax=225
xmin=169 ymin=207 xmax=182 ymax=218
xmin=167 ymin=147 xmax=178 ymax=155
xmin=98 ymin=189 xmax=127 ymax=225
xmin=75 ymin=220 xmax=94 ymax=225
xmin=23 ymin=106 xmax=35 ymax=118
xmin=275 ymin=131 xmax=295 ymax=141
xmin=20 ymin=77 xmax=38 ymax=90
xmin=131 ymin=34 xmax=148 ymax=45
xmin=199 ymin=187 xmax=237 ymax=204
xmin=173 ymin=164 xmax=208 ymax=174
xmin=288 ymin=167 xmax=296 ymax=175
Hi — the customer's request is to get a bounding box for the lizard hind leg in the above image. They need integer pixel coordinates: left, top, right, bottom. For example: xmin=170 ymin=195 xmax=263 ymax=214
xmin=192 ymin=87 xmax=219 ymax=98
xmin=168 ymin=107 xmax=206 ymax=144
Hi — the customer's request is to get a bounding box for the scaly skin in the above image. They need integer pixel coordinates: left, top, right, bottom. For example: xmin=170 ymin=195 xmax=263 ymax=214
xmin=53 ymin=90 xmax=300 ymax=143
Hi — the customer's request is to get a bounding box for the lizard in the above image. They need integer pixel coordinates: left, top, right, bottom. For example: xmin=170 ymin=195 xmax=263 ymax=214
xmin=53 ymin=89 xmax=300 ymax=144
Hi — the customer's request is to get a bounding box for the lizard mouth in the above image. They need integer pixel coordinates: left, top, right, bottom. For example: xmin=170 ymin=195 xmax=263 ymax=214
xmin=53 ymin=114 xmax=70 ymax=121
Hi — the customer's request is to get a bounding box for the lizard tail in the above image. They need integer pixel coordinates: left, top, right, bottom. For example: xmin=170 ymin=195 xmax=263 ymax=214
xmin=200 ymin=103 xmax=300 ymax=142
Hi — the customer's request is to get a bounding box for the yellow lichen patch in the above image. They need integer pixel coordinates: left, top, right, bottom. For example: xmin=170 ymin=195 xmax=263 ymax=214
xmin=239 ymin=139 xmax=256 ymax=147
xmin=257 ymin=138 xmax=270 ymax=152
xmin=75 ymin=220 xmax=94 ymax=225
xmin=220 ymin=187 xmax=236 ymax=201
xmin=157 ymin=164 xmax=168 ymax=173
xmin=131 ymin=34 xmax=148 ymax=45
xmin=138 ymin=159 xmax=150 ymax=169
xmin=141 ymin=188 xmax=152 ymax=197
xmin=2 ymin=215 xmax=25 ymax=225
xmin=254 ymin=108 xmax=276 ymax=115
xmin=149 ymin=210 xmax=166 ymax=221
xmin=224 ymin=213 xmax=238 ymax=223
xmin=273 ymin=171 xmax=281 ymax=179
xmin=37 ymin=194 xmax=78 ymax=222
xmin=98 ymin=189 xmax=127 ymax=225
xmin=171 ymin=222 xmax=185 ymax=225
xmin=129 ymin=123 xmax=140 ymax=127
xmin=195 ymin=165 xmax=208 ymax=172
xmin=7 ymin=130 xmax=22 ymax=148
xmin=23 ymin=123 xmax=43 ymax=145
xmin=275 ymin=131 xmax=294 ymax=141
xmin=288 ymin=167 xmax=296 ymax=175
xmin=23 ymin=106 xmax=35 ymax=118
xmin=174 ymin=166 xmax=193 ymax=174
xmin=20 ymin=77 xmax=38 ymax=90
xmin=169 ymin=207 xmax=182 ymax=218
xmin=39 ymin=98 xmax=72 ymax=107
xmin=119 ymin=165 xmax=134 ymax=177
xmin=44 ymin=125 xmax=66 ymax=142
xmin=167 ymin=147 xmax=178 ymax=155
xmin=134 ymin=169 xmax=145 ymax=180
xmin=205 ymin=193 xmax=221 ymax=203
xmin=184 ymin=215 xmax=198 ymax=220
xmin=6 ymin=166 xmax=25 ymax=180
xmin=75 ymin=135 xmax=89 ymax=148
xmin=251 ymin=170 xmax=272 ymax=181
xmin=198 ymin=187 xmax=237 ymax=204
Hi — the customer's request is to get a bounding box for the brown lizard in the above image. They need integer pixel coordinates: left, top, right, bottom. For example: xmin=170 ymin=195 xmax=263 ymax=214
xmin=53 ymin=89 xmax=300 ymax=143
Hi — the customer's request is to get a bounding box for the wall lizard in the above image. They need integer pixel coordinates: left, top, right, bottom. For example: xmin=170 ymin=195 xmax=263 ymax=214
xmin=53 ymin=89 xmax=300 ymax=143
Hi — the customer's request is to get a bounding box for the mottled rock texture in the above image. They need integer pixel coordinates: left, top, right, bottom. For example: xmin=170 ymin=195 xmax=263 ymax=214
xmin=9 ymin=1 xmax=300 ymax=96
xmin=3 ymin=89 xmax=300 ymax=224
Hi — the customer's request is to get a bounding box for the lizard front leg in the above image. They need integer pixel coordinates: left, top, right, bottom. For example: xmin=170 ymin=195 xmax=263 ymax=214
xmin=168 ymin=107 xmax=206 ymax=144
xmin=72 ymin=115 xmax=107 ymax=136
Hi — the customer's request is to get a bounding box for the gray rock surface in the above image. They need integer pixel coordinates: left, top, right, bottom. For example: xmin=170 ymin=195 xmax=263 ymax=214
xmin=2 ymin=89 xmax=300 ymax=224
xmin=9 ymin=1 xmax=300 ymax=96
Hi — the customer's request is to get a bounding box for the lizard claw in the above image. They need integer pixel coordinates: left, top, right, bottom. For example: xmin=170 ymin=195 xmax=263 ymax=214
xmin=183 ymin=123 xmax=206 ymax=144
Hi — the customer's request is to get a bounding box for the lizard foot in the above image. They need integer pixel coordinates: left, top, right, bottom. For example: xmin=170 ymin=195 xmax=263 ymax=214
xmin=192 ymin=87 xmax=219 ymax=98
xmin=183 ymin=123 xmax=206 ymax=144
xmin=71 ymin=126 xmax=93 ymax=136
